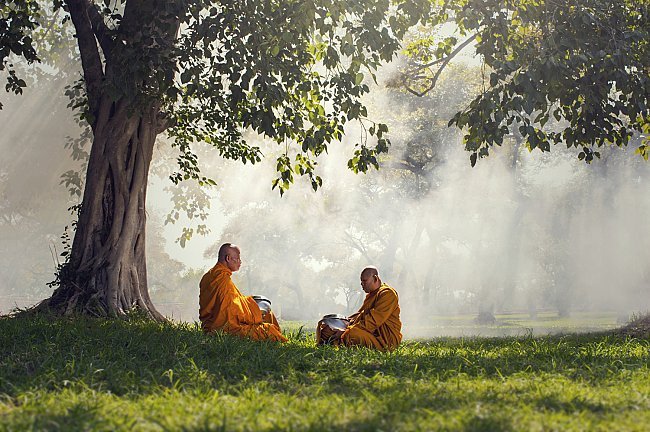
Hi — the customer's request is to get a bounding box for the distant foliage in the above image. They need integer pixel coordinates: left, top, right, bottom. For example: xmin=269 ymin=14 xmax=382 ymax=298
xmin=0 ymin=0 xmax=41 ymax=107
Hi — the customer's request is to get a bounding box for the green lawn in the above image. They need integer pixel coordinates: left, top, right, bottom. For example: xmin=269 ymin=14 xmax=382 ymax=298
xmin=0 ymin=314 xmax=648 ymax=431
xmin=404 ymin=311 xmax=625 ymax=338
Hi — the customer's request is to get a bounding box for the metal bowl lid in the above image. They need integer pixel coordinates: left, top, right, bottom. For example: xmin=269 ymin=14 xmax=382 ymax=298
xmin=251 ymin=295 xmax=271 ymax=305
xmin=322 ymin=316 xmax=349 ymax=331
xmin=322 ymin=313 xmax=347 ymax=320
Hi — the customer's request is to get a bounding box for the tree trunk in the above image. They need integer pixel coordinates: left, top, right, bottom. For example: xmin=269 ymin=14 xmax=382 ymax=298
xmin=45 ymin=95 xmax=164 ymax=320
xmin=24 ymin=0 xmax=183 ymax=320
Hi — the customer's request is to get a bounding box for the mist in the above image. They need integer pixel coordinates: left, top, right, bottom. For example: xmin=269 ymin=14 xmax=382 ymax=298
xmin=1 ymin=59 xmax=649 ymax=338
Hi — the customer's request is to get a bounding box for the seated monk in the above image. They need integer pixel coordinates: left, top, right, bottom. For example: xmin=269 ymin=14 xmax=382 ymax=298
xmin=317 ymin=266 xmax=402 ymax=351
xmin=199 ymin=243 xmax=287 ymax=342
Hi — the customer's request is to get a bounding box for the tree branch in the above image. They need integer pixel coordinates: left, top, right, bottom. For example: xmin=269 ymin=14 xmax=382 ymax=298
xmin=34 ymin=8 xmax=61 ymax=54
xmin=403 ymin=34 xmax=477 ymax=97
xmin=86 ymin=1 xmax=114 ymax=58
xmin=65 ymin=0 xmax=104 ymax=118
xmin=343 ymin=230 xmax=373 ymax=263
xmin=156 ymin=111 xmax=175 ymax=134
xmin=390 ymin=161 xmax=419 ymax=173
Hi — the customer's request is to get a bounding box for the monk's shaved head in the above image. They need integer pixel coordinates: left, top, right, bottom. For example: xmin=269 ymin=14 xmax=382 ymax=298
xmin=361 ymin=266 xmax=379 ymax=278
xmin=360 ymin=266 xmax=381 ymax=293
xmin=218 ymin=243 xmax=242 ymax=272
xmin=218 ymin=243 xmax=238 ymax=262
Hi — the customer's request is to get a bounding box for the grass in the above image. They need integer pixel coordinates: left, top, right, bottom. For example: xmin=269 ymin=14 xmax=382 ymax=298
xmin=404 ymin=311 xmax=624 ymax=338
xmin=0 ymin=314 xmax=648 ymax=431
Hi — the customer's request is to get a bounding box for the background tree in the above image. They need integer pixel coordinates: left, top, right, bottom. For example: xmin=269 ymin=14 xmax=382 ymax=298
xmin=0 ymin=12 xmax=82 ymax=312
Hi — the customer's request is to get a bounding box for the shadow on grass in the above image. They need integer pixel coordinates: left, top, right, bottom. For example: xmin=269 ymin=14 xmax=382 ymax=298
xmin=0 ymin=313 xmax=647 ymax=400
xmin=535 ymin=394 xmax=607 ymax=413
xmin=31 ymin=403 xmax=112 ymax=431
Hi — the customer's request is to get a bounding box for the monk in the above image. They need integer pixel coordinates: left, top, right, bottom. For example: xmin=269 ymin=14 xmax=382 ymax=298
xmin=318 ymin=266 xmax=402 ymax=351
xmin=199 ymin=243 xmax=287 ymax=342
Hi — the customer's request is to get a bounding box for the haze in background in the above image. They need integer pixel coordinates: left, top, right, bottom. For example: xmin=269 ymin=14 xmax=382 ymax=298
xmin=1 ymin=60 xmax=648 ymax=337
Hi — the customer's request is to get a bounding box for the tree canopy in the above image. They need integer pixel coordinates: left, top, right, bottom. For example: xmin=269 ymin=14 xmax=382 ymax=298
xmin=67 ymin=0 xmax=430 ymax=192
xmin=402 ymin=0 xmax=649 ymax=165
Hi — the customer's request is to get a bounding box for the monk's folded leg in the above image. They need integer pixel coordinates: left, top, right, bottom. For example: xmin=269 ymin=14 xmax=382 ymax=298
xmin=342 ymin=326 xmax=383 ymax=350
xmin=263 ymin=311 xmax=281 ymax=327
xmin=259 ymin=311 xmax=287 ymax=342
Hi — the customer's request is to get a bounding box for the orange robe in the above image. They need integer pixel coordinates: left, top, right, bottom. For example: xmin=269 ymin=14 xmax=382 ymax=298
xmin=199 ymin=262 xmax=287 ymax=342
xmin=341 ymin=283 xmax=402 ymax=351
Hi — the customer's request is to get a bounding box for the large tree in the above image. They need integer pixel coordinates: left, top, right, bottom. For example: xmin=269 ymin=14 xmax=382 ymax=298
xmin=1 ymin=0 xmax=427 ymax=318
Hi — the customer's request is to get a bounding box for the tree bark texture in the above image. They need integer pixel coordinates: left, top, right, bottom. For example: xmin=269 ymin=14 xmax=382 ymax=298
xmin=41 ymin=0 xmax=181 ymax=319
xmin=48 ymin=96 xmax=164 ymax=319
